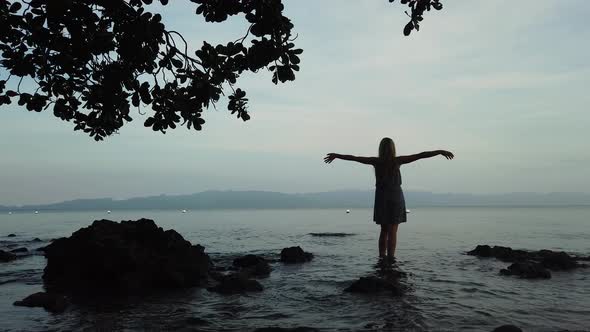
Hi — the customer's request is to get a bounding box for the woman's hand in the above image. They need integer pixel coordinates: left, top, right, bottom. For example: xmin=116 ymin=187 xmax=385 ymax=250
xmin=324 ymin=153 xmax=338 ymax=164
xmin=439 ymin=150 xmax=454 ymax=160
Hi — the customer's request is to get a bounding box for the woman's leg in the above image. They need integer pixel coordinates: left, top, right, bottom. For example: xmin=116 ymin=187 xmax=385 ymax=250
xmin=379 ymin=224 xmax=388 ymax=258
xmin=387 ymin=224 xmax=399 ymax=258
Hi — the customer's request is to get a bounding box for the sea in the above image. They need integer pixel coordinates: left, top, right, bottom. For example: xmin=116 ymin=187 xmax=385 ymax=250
xmin=0 ymin=207 xmax=589 ymax=332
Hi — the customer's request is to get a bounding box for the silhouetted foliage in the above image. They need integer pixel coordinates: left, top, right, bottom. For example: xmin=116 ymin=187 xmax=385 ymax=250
xmin=0 ymin=0 xmax=443 ymax=140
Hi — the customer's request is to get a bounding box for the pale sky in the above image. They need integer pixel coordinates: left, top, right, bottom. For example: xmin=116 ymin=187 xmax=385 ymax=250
xmin=1 ymin=0 xmax=590 ymax=205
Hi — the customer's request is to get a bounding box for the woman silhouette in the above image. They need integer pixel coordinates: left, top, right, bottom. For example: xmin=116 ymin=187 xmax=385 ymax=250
xmin=324 ymin=138 xmax=453 ymax=259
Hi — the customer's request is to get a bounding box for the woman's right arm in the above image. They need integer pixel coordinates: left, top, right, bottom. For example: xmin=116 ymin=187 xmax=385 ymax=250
xmin=324 ymin=153 xmax=377 ymax=165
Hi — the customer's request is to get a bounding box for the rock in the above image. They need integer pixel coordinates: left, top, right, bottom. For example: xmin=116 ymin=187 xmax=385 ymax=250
xmin=233 ymin=254 xmax=271 ymax=277
xmin=254 ymin=328 xmax=319 ymax=332
xmin=42 ymin=218 xmax=212 ymax=294
xmin=207 ymin=274 xmax=263 ymax=294
xmin=185 ymin=317 xmax=209 ymax=326
xmin=500 ymin=261 xmax=551 ymax=279
xmin=10 ymin=247 xmax=28 ymax=253
xmin=13 ymin=292 xmax=68 ymax=313
xmin=309 ymin=233 xmax=355 ymax=237
xmin=1 ymin=249 xmax=17 ymax=262
xmin=492 ymin=325 xmax=522 ymax=332
xmin=345 ymin=276 xmax=403 ymax=295
xmin=32 ymin=238 xmax=42 ymax=242
xmin=280 ymin=246 xmax=313 ymax=264
xmin=7 ymin=233 xmax=16 ymax=237
xmin=536 ymin=250 xmax=579 ymax=271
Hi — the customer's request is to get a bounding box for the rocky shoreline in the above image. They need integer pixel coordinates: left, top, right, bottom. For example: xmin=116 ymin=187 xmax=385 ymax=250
xmin=3 ymin=219 xmax=590 ymax=331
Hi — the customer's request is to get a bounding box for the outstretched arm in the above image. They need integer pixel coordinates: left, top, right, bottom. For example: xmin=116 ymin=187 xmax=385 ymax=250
xmin=324 ymin=153 xmax=377 ymax=165
xmin=396 ymin=150 xmax=454 ymax=165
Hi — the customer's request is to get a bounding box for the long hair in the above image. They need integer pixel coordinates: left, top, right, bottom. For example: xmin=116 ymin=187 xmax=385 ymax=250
xmin=378 ymin=137 xmax=396 ymax=162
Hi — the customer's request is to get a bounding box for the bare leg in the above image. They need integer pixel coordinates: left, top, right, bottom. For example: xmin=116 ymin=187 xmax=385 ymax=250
xmin=387 ymin=224 xmax=399 ymax=258
xmin=379 ymin=224 xmax=388 ymax=258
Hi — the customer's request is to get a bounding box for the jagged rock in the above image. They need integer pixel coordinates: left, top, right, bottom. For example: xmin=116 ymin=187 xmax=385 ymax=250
xmin=7 ymin=234 xmax=16 ymax=237
xmin=469 ymin=245 xmax=585 ymax=275
xmin=10 ymin=247 xmax=28 ymax=253
xmin=345 ymin=276 xmax=403 ymax=295
xmin=492 ymin=325 xmax=522 ymax=332
xmin=254 ymin=328 xmax=319 ymax=332
xmin=13 ymin=292 xmax=68 ymax=313
xmin=233 ymin=254 xmax=271 ymax=277
xmin=500 ymin=261 xmax=551 ymax=279
xmin=280 ymin=246 xmax=313 ymax=263
xmin=42 ymin=219 xmax=212 ymax=294
xmin=32 ymin=238 xmax=42 ymax=242
xmin=1 ymin=249 xmax=17 ymax=262
xmin=207 ymin=274 xmax=263 ymax=294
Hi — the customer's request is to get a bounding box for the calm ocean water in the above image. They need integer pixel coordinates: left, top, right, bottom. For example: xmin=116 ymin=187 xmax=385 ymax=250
xmin=0 ymin=207 xmax=589 ymax=332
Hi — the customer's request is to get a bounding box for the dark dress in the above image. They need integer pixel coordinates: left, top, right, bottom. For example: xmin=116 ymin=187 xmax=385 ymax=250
xmin=372 ymin=159 xmax=407 ymax=225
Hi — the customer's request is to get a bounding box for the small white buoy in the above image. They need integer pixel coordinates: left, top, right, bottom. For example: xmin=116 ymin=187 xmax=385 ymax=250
xmin=406 ymin=209 xmax=411 ymax=214
xmin=34 ymin=211 xmax=39 ymax=214
xmin=181 ymin=209 xmax=187 ymax=213
xmin=346 ymin=209 xmax=350 ymax=214
xmin=107 ymin=210 xmax=111 ymax=214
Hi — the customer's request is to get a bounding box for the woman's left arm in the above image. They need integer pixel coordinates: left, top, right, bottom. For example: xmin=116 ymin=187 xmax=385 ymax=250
xmin=396 ymin=150 xmax=454 ymax=165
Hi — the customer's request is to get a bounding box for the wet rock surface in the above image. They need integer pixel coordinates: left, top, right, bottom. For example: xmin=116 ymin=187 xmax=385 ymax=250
xmin=492 ymin=325 xmax=522 ymax=332
xmin=42 ymin=218 xmax=212 ymax=294
xmin=10 ymin=247 xmax=28 ymax=253
xmin=207 ymin=273 xmax=263 ymax=294
xmin=345 ymin=276 xmax=403 ymax=295
xmin=468 ymin=245 xmax=587 ymax=278
xmin=233 ymin=254 xmax=271 ymax=278
xmin=1 ymin=249 xmax=17 ymax=262
xmin=500 ymin=262 xmax=551 ymax=279
xmin=280 ymin=246 xmax=313 ymax=263
xmin=13 ymin=292 xmax=68 ymax=313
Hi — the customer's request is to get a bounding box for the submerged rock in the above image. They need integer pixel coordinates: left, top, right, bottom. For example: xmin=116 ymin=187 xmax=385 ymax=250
xmin=500 ymin=261 xmax=551 ymax=279
xmin=1 ymin=249 xmax=17 ymax=262
xmin=345 ymin=276 xmax=403 ymax=295
xmin=233 ymin=254 xmax=271 ymax=277
xmin=492 ymin=325 xmax=522 ymax=332
xmin=32 ymin=237 xmax=42 ymax=242
xmin=207 ymin=274 xmax=263 ymax=294
xmin=13 ymin=292 xmax=68 ymax=313
xmin=309 ymin=233 xmax=355 ymax=237
xmin=42 ymin=218 xmax=212 ymax=294
xmin=7 ymin=233 xmax=16 ymax=237
xmin=280 ymin=246 xmax=313 ymax=264
xmin=10 ymin=247 xmax=28 ymax=253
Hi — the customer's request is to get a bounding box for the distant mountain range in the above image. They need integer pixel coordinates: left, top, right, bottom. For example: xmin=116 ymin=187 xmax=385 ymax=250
xmin=1 ymin=190 xmax=590 ymax=212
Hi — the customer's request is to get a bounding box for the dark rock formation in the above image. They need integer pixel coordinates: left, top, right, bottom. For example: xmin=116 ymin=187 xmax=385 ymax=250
xmin=7 ymin=233 xmax=16 ymax=237
xmin=280 ymin=246 xmax=313 ymax=263
xmin=345 ymin=276 xmax=403 ymax=295
xmin=32 ymin=237 xmax=42 ymax=242
xmin=492 ymin=325 xmax=522 ymax=332
xmin=309 ymin=233 xmax=355 ymax=237
xmin=468 ymin=245 xmax=586 ymax=278
xmin=254 ymin=328 xmax=319 ymax=332
xmin=42 ymin=218 xmax=212 ymax=294
xmin=1 ymin=249 xmax=17 ymax=262
xmin=13 ymin=292 xmax=68 ymax=313
xmin=10 ymin=247 xmax=28 ymax=253
xmin=207 ymin=274 xmax=263 ymax=294
xmin=500 ymin=262 xmax=551 ymax=279
xmin=233 ymin=254 xmax=271 ymax=277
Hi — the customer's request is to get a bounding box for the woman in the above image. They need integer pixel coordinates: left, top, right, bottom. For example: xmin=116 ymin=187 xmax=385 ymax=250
xmin=324 ymin=137 xmax=454 ymax=259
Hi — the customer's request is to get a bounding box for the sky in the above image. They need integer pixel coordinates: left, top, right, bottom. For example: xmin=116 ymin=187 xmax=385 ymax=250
xmin=1 ymin=0 xmax=590 ymax=205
